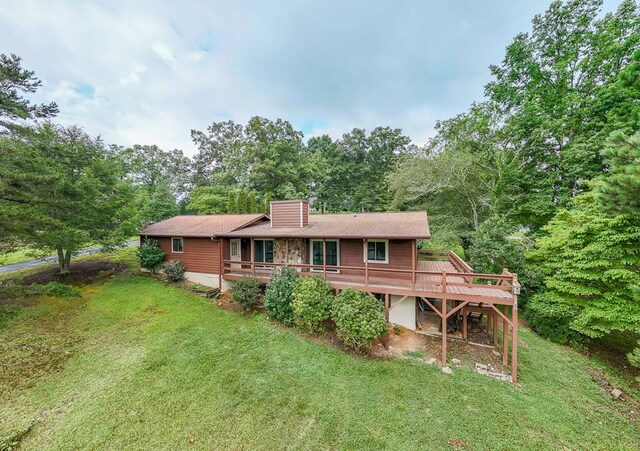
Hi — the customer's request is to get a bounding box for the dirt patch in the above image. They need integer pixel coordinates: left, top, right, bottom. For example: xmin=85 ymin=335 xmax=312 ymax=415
xmin=18 ymin=261 xmax=127 ymax=286
xmin=214 ymin=292 xmax=243 ymax=313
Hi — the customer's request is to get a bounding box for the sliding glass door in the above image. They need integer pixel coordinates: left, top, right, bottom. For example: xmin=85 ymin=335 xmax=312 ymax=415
xmin=311 ymin=240 xmax=339 ymax=272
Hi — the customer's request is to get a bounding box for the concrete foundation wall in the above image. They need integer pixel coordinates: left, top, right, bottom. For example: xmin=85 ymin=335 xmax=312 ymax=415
xmin=389 ymin=295 xmax=416 ymax=330
xmin=184 ymin=271 xmax=220 ymax=289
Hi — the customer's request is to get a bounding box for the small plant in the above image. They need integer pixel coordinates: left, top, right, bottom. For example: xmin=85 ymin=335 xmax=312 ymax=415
xmin=393 ymin=325 xmax=402 ymax=335
xmin=332 ymin=288 xmax=387 ymax=349
xmin=291 ymin=276 xmax=334 ymax=333
xmin=264 ymin=266 xmax=299 ymax=325
xmin=163 ymin=260 xmax=186 ymax=283
xmin=137 ymin=239 xmax=165 ymax=273
xmin=230 ymin=276 xmax=261 ymax=312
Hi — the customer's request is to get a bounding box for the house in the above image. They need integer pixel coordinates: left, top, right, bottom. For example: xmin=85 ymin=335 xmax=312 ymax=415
xmin=140 ymin=200 xmax=521 ymax=382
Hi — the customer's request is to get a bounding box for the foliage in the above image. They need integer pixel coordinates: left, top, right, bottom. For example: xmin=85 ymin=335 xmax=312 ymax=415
xmin=187 ymin=185 xmax=228 ymax=214
xmin=191 ymin=117 xmax=309 ymax=199
xmin=314 ymin=127 xmax=411 ymax=212
xmin=0 ymin=124 xmax=135 ymax=273
xmin=593 ymin=130 xmax=640 ymax=216
xmin=0 ymin=53 xmax=58 ymax=129
xmin=115 ymin=144 xmax=192 ymax=200
xmin=263 ymin=266 xmax=299 ymax=325
xmin=162 ymin=260 xmax=186 ymax=283
xmin=527 ymin=195 xmax=640 ymax=344
xmin=229 ymin=276 xmax=261 ymax=312
xmin=628 ymin=342 xmax=640 ymax=368
xmin=291 ymin=276 xmax=334 ymax=333
xmin=136 ymin=183 xmax=179 ymax=227
xmin=137 ymin=240 xmax=165 ymax=273
xmin=332 ymin=288 xmax=387 ymax=349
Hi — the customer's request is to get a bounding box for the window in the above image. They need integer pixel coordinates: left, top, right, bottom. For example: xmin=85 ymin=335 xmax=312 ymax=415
xmin=172 ymin=237 xmax=183 ymax=253
xmin=254 ymin=239 xmax=274 ymax=264
xmin=366 ymin=240 xmax=388 ymax=263
xmin=310 ymin=240 xmax=339 ymax=272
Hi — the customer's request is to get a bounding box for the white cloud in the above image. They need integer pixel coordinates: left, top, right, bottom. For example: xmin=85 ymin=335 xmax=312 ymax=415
xmin=0 ymin=0 xmax=625 ymax=155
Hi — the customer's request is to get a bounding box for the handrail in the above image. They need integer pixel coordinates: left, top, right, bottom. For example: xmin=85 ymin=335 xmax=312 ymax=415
xmin=222 ymin=257 xmax=517 ymax=299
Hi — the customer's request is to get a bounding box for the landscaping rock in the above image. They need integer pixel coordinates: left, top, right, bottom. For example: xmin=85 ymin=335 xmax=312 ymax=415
xmin=452 ymin=358 xmax=461 ymax=365
xmin=475 ymin=363 xmax=488 ymax=371
xmin=492 ymin=349 xmax=501 ymax=357
xmin=441 ymin=366 xmax=453 ymax=374
xmin=427 ymin=357 xmax=437 ymax=365
xmin=611 ymin=388 xmax=623 ymax=400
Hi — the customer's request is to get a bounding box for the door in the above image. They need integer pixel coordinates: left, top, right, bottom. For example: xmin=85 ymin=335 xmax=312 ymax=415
xmin=230 ymin=239 xmax=241 ymax=269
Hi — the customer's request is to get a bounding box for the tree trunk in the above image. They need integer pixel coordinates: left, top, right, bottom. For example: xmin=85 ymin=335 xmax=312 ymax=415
xmin=57 ymin=246 xmax=72 ymax=274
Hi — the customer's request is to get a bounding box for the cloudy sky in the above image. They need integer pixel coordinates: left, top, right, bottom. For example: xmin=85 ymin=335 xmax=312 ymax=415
xmin=1 ymin=0 xmax=622 ymax=155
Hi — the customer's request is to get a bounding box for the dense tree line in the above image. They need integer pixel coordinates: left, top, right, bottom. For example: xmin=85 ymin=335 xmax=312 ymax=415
xmin=1 ymin=0 xmax=638 ymax=363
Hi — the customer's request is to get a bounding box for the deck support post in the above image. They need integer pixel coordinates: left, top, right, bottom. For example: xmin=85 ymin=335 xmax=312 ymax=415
xmin=493 ymin=312 xmax=499 ymax=346
xmin=462 ymin=305 xmax=468 ymax=340
xmin=384 ymin=293 xmax=390 ymax=324
xmin=441 ymin=271 xmax=447 ymax=365
xmin=511 ymin=276 xmax=520 ymax=384
xmin=502 ymin=305 xmax=509 ymax=366
xmin=250 ymin=238 xmax=255 ymax=276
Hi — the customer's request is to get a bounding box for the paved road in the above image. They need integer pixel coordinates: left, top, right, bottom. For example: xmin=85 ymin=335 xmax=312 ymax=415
xmin=0 ymin=240 xmax=139 ymax=274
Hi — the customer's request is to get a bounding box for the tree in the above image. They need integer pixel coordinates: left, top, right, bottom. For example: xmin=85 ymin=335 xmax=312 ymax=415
xmin=247 ymin=192 xmax=258 ymax=213
xmin=236 ymin=190 xmax=248 ymax=214
xmin=116 ymin=144 xmax=191 ymax=200
xmin=187 ymin=185 xmax=229 ymax=214
xmin=139 ymin=183 xmax=179 ymax=226
xmin=226 ymin=191 xmax=237 ymax=214
xmin=191 ymin=117 xmax=310 ymax=199
xmin=593 ymin=131 xmax=640 ymax=217
xmin=0 ymin=123 xmax=134 ymax=273
xmin=485 ymin=0 xmax=640 ymax=228
xmin=0 ymin=53 xmax=58 ymax=130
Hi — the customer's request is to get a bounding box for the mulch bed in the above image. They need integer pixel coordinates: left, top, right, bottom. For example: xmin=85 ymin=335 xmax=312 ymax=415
xmin=18 ymin=261 xmax=127 ymax=286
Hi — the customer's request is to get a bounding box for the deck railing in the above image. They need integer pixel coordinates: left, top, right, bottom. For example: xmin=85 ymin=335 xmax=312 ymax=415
xmin=222 ymin=253 xmax=517 ymax=303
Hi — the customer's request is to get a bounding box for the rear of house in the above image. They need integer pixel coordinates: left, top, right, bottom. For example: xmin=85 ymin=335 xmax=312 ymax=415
xmin=140 ymin=199 xmax=521 ymax=381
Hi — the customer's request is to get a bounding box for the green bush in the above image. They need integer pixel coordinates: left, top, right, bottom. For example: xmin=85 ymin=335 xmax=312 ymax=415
xmin=525 ymin=293 xmax=582 ymax=344
xmin=332 ymin=288 xmax=388 ymax=349
xmin=264 ymin=266 xmax=299 ymax=324
xmin=163 ymin=260 xmax=186 ymax=283
xmin=230 ymin=276 xmax=261 ymax=312
xmin=137 ymin=239 xmax=165 ymax=273
xmin=291 ymin=276 xmax=334 ymax=333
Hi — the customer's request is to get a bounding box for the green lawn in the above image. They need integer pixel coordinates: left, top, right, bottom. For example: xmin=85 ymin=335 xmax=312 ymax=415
xmin=1 ymin=258 xmax=639 ymax=449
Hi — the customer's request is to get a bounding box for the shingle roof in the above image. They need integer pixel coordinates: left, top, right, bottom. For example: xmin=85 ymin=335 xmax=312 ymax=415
xmin=222 ymin=211 xmax=430 ymax=239
xmin=140 ymin=214 xmax=266 ymax=237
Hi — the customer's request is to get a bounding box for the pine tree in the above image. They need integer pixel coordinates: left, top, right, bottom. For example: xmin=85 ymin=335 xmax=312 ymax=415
xmin=236 ymin=190 xmax=248 ymax=213
xmin=226 ymin=191 xmax=237 ymax=214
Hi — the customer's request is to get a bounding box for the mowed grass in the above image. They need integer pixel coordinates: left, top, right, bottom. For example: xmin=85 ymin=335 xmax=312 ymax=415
xmin=1 ymin=274 xmax=639 ymax=450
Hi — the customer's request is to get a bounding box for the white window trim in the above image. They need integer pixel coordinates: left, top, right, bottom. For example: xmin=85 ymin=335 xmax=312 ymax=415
xmin=365 ymin=239 xmax=389 ymax=264
xmin=171 ymin=237 xmax=184 ymax=254
xmin=253 ymin=238 xmax=274 ymax=268
xmin=310 ymin=239 xmax=340 ymax=273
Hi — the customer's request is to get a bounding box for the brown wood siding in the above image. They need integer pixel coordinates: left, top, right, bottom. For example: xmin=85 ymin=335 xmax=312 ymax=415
xmin=271 ymin=200 xmax=308 ymax=228
xmin=339 ymin=239 xmax=414 ymax=280
xmin=150 ymin=237 xmax=220 ymax=274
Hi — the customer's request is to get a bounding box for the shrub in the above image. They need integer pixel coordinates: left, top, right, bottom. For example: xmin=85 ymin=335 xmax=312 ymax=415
xmin=230 ymin=276 xmax=261 ymax=312
xmin=525 ymin=293 xmax=582 ymax=344
xmin=163 ymin=260 xmax=186 ymax=283
xmin=332 ymin=288 xmax=388 ymax=349
xmin=291 ymin=276 xmax=334 ymax=333
xmin=137 ymin=239 xmax=165 ymax=273
xmin=264 ymin=266 xmax=299 ymax=324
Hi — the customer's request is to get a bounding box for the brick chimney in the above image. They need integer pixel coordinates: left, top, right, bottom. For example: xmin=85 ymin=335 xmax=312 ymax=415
xmin=270 ymin=200 xmax=309 ymax=228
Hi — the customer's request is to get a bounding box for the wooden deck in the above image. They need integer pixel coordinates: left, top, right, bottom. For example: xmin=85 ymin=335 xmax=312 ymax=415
xmin=221 ymin=249 xmax=521 ymax=383
xmin=223 ymin=259 xmax=513 ymax=305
